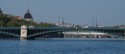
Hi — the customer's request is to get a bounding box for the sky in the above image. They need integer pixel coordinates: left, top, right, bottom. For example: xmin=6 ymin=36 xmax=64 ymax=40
xmin=0 ymin=0 xmax=125 ymax=26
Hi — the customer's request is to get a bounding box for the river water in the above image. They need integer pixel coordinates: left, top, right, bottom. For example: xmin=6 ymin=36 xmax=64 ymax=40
xmin=0 ymin=38 xmax=125 ymax=54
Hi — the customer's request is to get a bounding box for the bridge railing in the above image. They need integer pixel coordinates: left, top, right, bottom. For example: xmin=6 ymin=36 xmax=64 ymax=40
xmin=0 ymin=27 xmax=20 ymax=29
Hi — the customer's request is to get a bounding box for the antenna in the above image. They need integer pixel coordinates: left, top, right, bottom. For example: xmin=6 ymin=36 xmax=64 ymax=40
xmin=62 ymin=17 xmax=64 ymax=26
xmin=92 ymin=16 xmax=94 ymax=27
xmin=58 ymin=16 xmax=60 ymax=25
xmin=95 ymin=17 xmax=98 ymax=27
xmin=27 ymin=0 xmax=29 ymax=8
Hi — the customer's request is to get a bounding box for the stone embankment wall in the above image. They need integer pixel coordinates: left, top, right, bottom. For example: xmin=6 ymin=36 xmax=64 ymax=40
xmin=63 ymin=32 xmax=112 ymax=38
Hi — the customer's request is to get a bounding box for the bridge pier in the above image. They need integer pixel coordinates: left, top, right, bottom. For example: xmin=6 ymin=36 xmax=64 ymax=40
xmin=20 ymin=25 xmax=27 ymax=39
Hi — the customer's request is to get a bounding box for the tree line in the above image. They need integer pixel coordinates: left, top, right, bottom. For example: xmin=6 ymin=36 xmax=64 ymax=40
xmin=0 ymin=14 xmax=57 ymax=27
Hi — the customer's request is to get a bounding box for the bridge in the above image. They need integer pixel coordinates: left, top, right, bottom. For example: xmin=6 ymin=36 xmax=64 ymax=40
xmin=0 ymin=25 xmax=125 ymax=39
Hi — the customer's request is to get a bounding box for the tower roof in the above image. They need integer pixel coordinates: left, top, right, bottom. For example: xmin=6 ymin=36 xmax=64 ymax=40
xmin=0 ymin=8 xmax=2 ymax=14
xmin=24 ymin=9 xmax=33 ymax=19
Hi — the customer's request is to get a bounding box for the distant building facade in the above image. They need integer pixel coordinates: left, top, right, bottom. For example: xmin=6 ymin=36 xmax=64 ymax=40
xmin=56 ymin=23 xmax=75 ymax=27
xmin=13 ymin=16 xmax=22 ymax=20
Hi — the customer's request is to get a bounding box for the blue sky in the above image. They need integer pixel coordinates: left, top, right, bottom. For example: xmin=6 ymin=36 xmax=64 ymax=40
xmin=0 ymin=0 xmax=125 ymax=26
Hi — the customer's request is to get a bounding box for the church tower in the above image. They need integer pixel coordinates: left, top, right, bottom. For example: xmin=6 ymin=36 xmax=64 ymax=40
xmin=24 ymin=9 xmax=33 ymax=21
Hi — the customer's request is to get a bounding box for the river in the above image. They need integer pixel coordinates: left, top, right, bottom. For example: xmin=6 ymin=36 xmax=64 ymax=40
xmin=0 ymin=38 xmax=125 ymax=54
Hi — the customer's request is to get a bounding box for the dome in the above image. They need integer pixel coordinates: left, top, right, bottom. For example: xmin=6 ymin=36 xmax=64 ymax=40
xmin=24 ymin=9 xmax=33 ymax=19
xmin=0 ymin=8 xmax=2 ymax=14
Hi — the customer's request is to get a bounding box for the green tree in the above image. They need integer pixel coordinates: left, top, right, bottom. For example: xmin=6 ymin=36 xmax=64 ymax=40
xmin=0 ymin=14 xmax=57 ymax=27
xmin=6 ymin=20 xmax=16 ymax=27
xmin=0 ymin=20 xmax=4 ymax=26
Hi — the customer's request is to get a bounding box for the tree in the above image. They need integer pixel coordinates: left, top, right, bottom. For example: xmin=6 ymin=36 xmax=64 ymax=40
xmin=6 ymin=20 xmax=15 ymax=27
xmin=0 ymin=20 xmax=4 ymax=26
xmin=0 ymin=14 xmax=57 ymax=27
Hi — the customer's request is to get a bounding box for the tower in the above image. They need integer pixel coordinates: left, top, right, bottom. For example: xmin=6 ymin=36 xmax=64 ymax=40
xmin=24 ymin=9 xmax=33 ymax=21
xmin=0 ymin=8 xmax=2 ymax=14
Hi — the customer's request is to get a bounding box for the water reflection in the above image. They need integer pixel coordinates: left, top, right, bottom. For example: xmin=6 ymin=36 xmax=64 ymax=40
xmin=20 ymin=39 xmax=27 ymax=46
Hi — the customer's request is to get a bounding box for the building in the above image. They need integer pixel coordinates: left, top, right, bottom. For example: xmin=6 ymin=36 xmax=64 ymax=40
xmin=13 ymin=16 xmax=22 ymax=20
xmin=56 ymin=23 xmax=75 ymax=27
xmin=82 ymin=25 xmax=89 ymax=28
xmin=24 ymin=9 xmax=33 ymax=21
